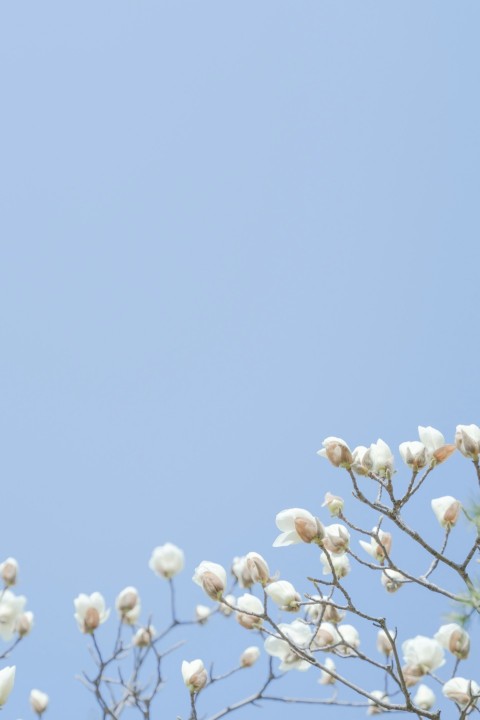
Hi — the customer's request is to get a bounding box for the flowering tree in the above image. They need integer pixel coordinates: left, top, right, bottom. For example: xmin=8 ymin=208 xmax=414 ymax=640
xmin=2 ymin=423 xmax=480 ymax=718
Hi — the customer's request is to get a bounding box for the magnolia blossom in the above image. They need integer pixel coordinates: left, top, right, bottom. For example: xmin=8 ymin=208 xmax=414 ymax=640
xmin=0 ymin=590 xmax=27 ymax=641
xmin=15 ymin=610 xmax=34 ymax=637
xmin=74 ymin=593 xmax=110 ymax=633
xmin=376 ymin=628 xmax=395 ymax=656
xmin=181 ymin=659 xmax=207 ymax=693
xmin=455 ymin=424 xmax=480 ymax=460
xmin=413 ymin=684 xmax=436 ymax=711
xmin=381 ymin=569 xmax=407 ymax=593
xmin=30 ymin=689 xmax=49 ymax=714
xmin=323 ymin=524 xmax=350 ymax=554
xmin=115 ymin=587 xmax=141 ymax=625
xmin=265 ymin=580 xmax=301 ymax=611
xmin=367 ymin=691 xmax=390 ymax=716
xmin=264 ymin=620 xmax=312 ymax=672
xmin=317 ymin=437 xmax=352 ymax=468
xmin=431 ymin=496 xmax=461 ymax=529
xmin=434 ymin=623 xmax=470 ymax=659
xmin=0 ymin=666 xmax=15 ymax=706
xmin=0 ymin=558 xmax=18 ymax=587
xmin=195 ymin=605 xmax=211 ymax=623
xmin=133 ymin=625 xmax=156 ymax=647
xmin=312 ymin=621 xmax=340 ymax=648
xmin=245 ymin=552 xmax=270 ymax=585
xmin=240 ymin=646 xmax=261 ymax=667
xmin=219 ymin=594 xmax=236 ymax=616
xmin=442 ymin=677 xmax=480 ymax=709
xmin=192 ymin=561 xmax=227 ymax=600
xmin=335 ymin=624 xmax=360 ymax=656
xmin=418 ymin=426 xmax=455 ymax=464
xmin=149 ymin=543 xmax=184 ymax=579
xmin=359 ymin=527 xmax=392 ymax=563
xmin=351 ymin=446 xmax=369 ymax=475
xmin=318 ymin=657 xmax=336 ymax=685
xmin=363 ymin=439 xmax=394 ymax=478
xmin=399 ymin=441 xmax=430 ymax=470
xmin=232 ymin=556 xmax=254 ymax=588
xmin=273 ymin=508 xmax=324 ymax=547
xmin=306 ymin=595 xmax=344 ymax=624
xmin=402 ymin=636 xmax=445 ymax=674
xmin=235 ymin=593 xmax=264 ymax=629
xmin=322 ymin=492 xmax=344 ymax=517
xmin=320 ymin=551 xmax=350 ymax=578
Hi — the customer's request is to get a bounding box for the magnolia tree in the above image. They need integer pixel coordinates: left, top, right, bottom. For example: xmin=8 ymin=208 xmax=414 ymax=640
xmin=2 ymin=423 xmax=480 ymax=719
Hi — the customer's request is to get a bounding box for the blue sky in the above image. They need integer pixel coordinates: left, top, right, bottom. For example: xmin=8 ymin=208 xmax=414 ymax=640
xmin=0 ymin=1 xmax=479 ymax=717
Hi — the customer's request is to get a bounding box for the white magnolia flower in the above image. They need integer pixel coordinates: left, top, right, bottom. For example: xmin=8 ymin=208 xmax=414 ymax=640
xmin=323 ymin=524 xmax=350 ymax=554
xmin=264 ymin=620 xmax=312 ymax=672
xmin=335 ymin=624 xmax=360 ymax=656
xmin=320 ymin=552 xmax=350 ymax=578
xmin=312 ymin=621 xmax=341 ymax=648
xmin=74 ymin=593 xmax=110 ymax=633
xmin=376 ymin=629 xmax=395 ymax=656
xmin=0 ymin=558 xmax=18 ymax=587
xmin=192 ymin=561 xmax=227 ymax=600
xmin=305 ymin=595 xmax=344 ymax=624
xmin=195 ymin=605 xmax=211 ymax=623
xmin=418 ymin=426 xmax=445 ymax=452
xmin=431 ymin=496 xmax=461 ymax=529
xmin=363 ymin=439 xmax=395 ymax=478
xmin=399 ymin=441 xmax=430 ymax=470
xmin=455 ymin=424 xmax=480 ymax=460
xmin=443 ymin=677 xmax=480 ymax=709
xmin=413 ymin=684 xmax=436 ymax=711
xmin=351 ymin=446 xmax=369 ymax=475
xmin=133 ymin=625 xmax=156 ymax=647
xmin=0 ymin=591 xmax=27 ymax=641
xmin=181 ymin=659 xmax=207 ymax=693
xmin=219 ymin=594 xmax=236 ymax=616
xmin=318 ymin=657 xmax=336 ymax=685
xmin=245 ymin=552 xmax=270 ymax=585
xmin=0 ymin=666 xmax=15 ymax=706
xmin=434 ymin=623 xmax=470 ymax=659
xmin=381 ymin=569 xmax=407 ymax=593
xmin=322 ymin=492 xmax=344 ymax=517
xmin=240 ymin=646 xmax=261 ymax=667
xmin=402 ymin=636 xmax=445 ymax=673
xmin=367 ymin=690 xmax=390 ymax=715
xmin=29 ymin=689 xmax=49 ymax=714
xmin=149 ymin=543 xmax=184 ymax=579
xmin=317 ymin=437 xmax=352 ymax=468
xmin=115 ymin=587 xmax=141 ymax=625
xmin=232 ymin=556 xmax=254 ymax=588
xmin=359 ymin=527 xmax=392 ymax=563
xmin=15 ymin=610 xmax=34 ymax=637
xmin=274 ymin=508 xmax=323 ymax=547
xmin=265 ymin=580 xmax=301 ymax=611
xmin=235 ymin=593 xmax=264 ymax=629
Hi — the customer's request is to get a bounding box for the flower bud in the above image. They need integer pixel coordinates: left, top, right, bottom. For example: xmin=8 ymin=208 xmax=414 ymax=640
xmin=318 ymin=657 xmax=336 ymax=685
xmin=455 ymin=424 xmax=480 ymax=461
xmin=274 ymin=508 xmax=319 ymax=547
xmin=317 ymin=437 xmax=353 ymax=468
xmin=195 ymin=605 xmax=211 ymax=624
xmin=0 ymin=666 xmax=15 ymax=706
xmin=336 ymin=624 xmax=360 ymax=656
xmin=359 ymin=528 xmax=392 ymax=563
xmin=399 ymin=441 xmax=430 ymax=470
xmin=367 ymin=691 xmax=389 ymax=716
xmin=320 ymin=552 xmax=350 ymax=578
xmin=0 ymin=559 xmax=18 ymax=587
xmin=312 ymin=622 xmax=340 ymax=648
xmin=240 ymin=646 xmax=260 ymax=667
xmin=443 ymin=677 xmax=480 ymax=709
xmin=381 ymin=569 xmax=407 ymax=593
xmin=245 ymin=552 xmax=270 ymax=585
xmin=401 ymin=664 xmax=425 ymax=687
xmin=149 ymin=543 xmax=184 ymax=579
xmin=431 ymin=496 xmax=461 ymax=529
xmin=182 ymin=659 xmax=207 ymax=693
xmin=133 ymin=625 xmax=156 ymax=647
xmin=231 ymin=556 xmax=254 ymax=588
xmin=265 ymin=580 xmax=301 ymax=612
xmin=30 ymin=689 xmax=49 ymax=715
xmin=294 ymin=516 xmax=325 ymax=545
xmin=193 ymin=562 xmax=227 ymax=600
xmin=15 ymin=610 xmax=34 ymax=637
xmin=322 ymin=492 xmax=344 ymax=517
xmin=235 ymin=594 xmax=263 ymax=630
xmin=363 ymin=439 xmax=395 ymax=478
xmin=376 ymin=628 xmax=395 ymax=656
xmin=351 ymin=446 xmax=369 ymax=475
xmin=74 ymin=592 xmax=110 ymax=634
xmin=434 ymin=623 xmax=470 ymax=660
xmin=306 ymin=596 xmax=345 ymax=624
xmin=413 ymin=684 xmax=435 ymax=710
xmin=115 ymin=587 xmax=141 ymax=625
xmin=323 ymin=524 xmax=350 ymax=554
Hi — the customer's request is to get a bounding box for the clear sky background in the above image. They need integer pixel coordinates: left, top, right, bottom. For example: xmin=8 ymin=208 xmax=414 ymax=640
xmin=1 ymin=2 xmax=479 ymax=718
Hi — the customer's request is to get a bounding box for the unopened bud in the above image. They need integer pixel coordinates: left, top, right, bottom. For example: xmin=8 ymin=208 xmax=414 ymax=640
xmin=29 ymin=689 xmax=49 ymax=715
xmin=449 ymin=630 xmax=470 ymax=659
xmin=84 ymin=607 xmax=100 ymax=633
xmin=240 ymin=646 xmax=260 ymax=667
xmin=182 ymin=659 xmax=208 ymax=693
xmin=246 ymin=553 xmax=270 ymax=585
xmin=322 ymin=492 xmax=344 ymax=517
xmin=195 ymin=605 xmax=211 ymax=624
xmin=201 ymin=571 xmax=225 ymax=600
xmin=16 ymin=611 xmax=34 ymax=637
xmin=294 ymin=516 xmax=325 ymax=544
xmin=376 ymin=629 xmax=395 ymax=656
xmin=133 ymin=625 xmax=155 ymax=647
xmin=0 ymin=559 xmax=18 ymax=587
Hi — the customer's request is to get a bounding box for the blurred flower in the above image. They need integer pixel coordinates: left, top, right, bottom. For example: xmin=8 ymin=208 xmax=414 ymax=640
xmin=192 ymin=561 xmax=227 ymax=600
xmin=359 ymin=528 xmax=392 ymax=563
xmin=245 ymin=552 xmax=270 ymax=585
xmin=381 ymin=569 xmax=407 ymax=593
xmin=0 ymin=666 xmax=15 ymax=706
xmin=317 ymin=437 xmax=352 ymax=468
xmin=305 ymin=595 xmax=344 ymax=624
xmin=74 ymin=593 xmax=110 ymax=633
xmin=363 ymin=440 xmax=394 ymax=478
xmin=181 ymin=659 xmax=207 ymax=693
xmin=273 ymin=508 xmax=324 ymax=547
xmin=29 ymin=689 xmax=49 ymax=715
xmin=367 ymin=691 xmax=389 ymax=716
xmin=402 ymin=636 xmax=445 ymax=674
xmin=231 ymin=556 xmax=254 ymax=588
xmin=149 ymin=543 xmax=184 ymax=579
xmin=0 ymin=559 xmax=18 ymax=587
xmin=219 ymin=594 xmax=236 ymax=616
xmin=323 ymin=524 xmax=350 ymax=554
xmin=442 ymin=677 xmax=480 ymax=709
xmin=431 ymin=496 xmax=461 ymax=529
xmin=322 ymin=492 xmax=344 ymax=517
xmin=195 ymin=605 xmax=211 ymax=623
xmin=434 ymin=623 xmax=470 ymax=659
xmin=15 ymin=611 xmax=34 ymax=637
xmin=318 ymin=657 xmax=336 ymax=685
xmin=115 ymin=587 xmax=140 ymax=625
xmin=265 ymin=581 xmax=301 ymax=611
xmin=455 ymin=424 xmax=480 ymax=461
xmin=240 ymin=646 xmax=260 ymax=667
xmin=264 ymin=620 xmax=312 ymax=672
xmin=235 ymin=594 xmax=264 ymax=629
xmin=335 ymin=624 xmax=360 ymax=656
xmin=413 ymin=684 xmax=436 ymax=711
xmin=133 ymin=625 xmax=155 ymax=648
xmin=0 ymin=591 xmax=27 ymax=641
xmin=376 ymin=629 xmax=395 ymax=656
xmin=399 ymin=441 xmax=430 ymax=470
xmin=312 ymin=622 xmax=340 ymax=648
xmin=320 ymin=552 xmax=350 ymax=578
xmin=351 ymin=446 xmax=369 ymax=475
